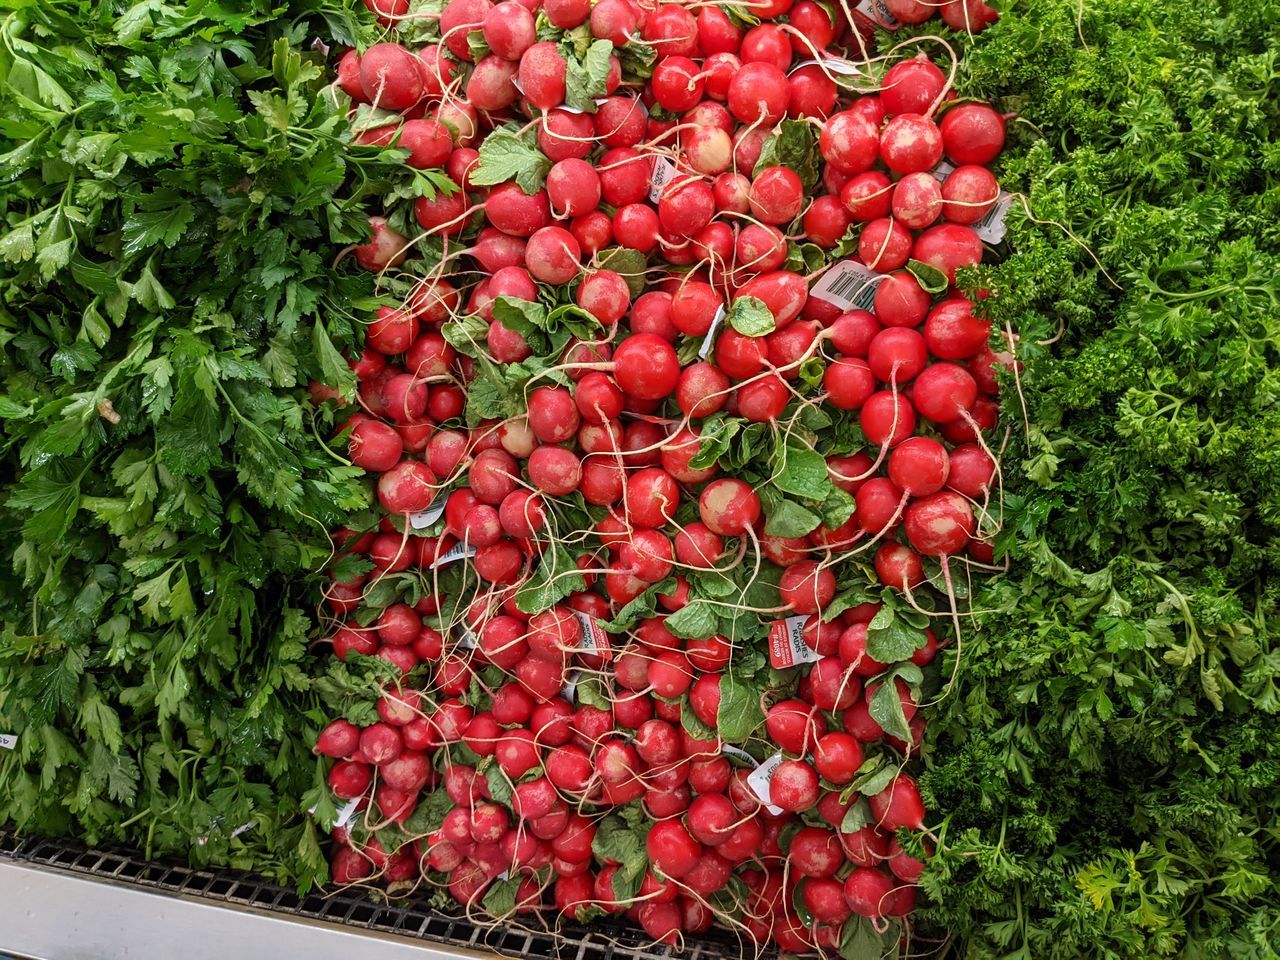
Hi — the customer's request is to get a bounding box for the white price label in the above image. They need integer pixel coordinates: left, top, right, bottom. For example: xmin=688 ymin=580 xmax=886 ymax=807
xmin=430 ymin=541 xmax=477 ymax=569
xmin=810 ymin=260 xmax=887 ymax=311
xmin=768 ymin=615 xmax=825 ymax=669
xmin=197 ymin=818 xmax=256 ymax=846
xmin=571 ymin=610 xmax=613 ymax=661
xmin=698 ymin=304 xmax=727 ymax=359
xmin=790 ymin=57 xmax=865 ymax=77
xmin=0 ymin=733 xmax=16 ymax=750
xmin=930 ymin=161 xmax=957 ymax=183
xmin=408 ymin=499 xmax=446 ymax=530
xmin=457 ymin=627 xmax=479 ymax=650
xmin=746 ymin=751 xmax=786 ymax=815
xmin=856 ymin=0 xmax=901 ymax=28
xmin=648 ymin=157 xmax=678 ymax=203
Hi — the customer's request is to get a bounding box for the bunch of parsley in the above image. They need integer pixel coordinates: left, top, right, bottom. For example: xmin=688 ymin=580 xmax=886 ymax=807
xmin=0 ymin=0 xmax=403 ymax=885
xmin=909 ymin=1 xmax=1280 ymax=956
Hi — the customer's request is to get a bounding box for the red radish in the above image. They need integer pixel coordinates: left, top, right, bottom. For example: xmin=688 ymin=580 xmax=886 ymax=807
xmin=814 ymin=732 xmax=864 ymax=784
xmin=941 ymin=102 xmax=1006 ymax=165
xmin=779 ymin=560 xmax=836 ymax=614
xmin=349 ymin=420 xmax=404 ymax=471
xmin=377 ymin=461 xmax=437 ymax=514
xmin=315 ymin=719 xmax=360 ymax=758
xmin=820 ymin=110 xmax=879 ymax=175
xmin=874 ymin=542 xmax=926 ymax=589
xmin=940 ymin=0 xmax=999 ymax=31
xmin=880 ymin=56 xmax=946 ymax=115
xmin=843 ymin=867 xmax=895 ymax=919
xmin=355 ymin=218 xmax=410 ymax=273
xmin=612 ymin=334 xmax=680 ymax=400
xmin=869 ymin=774 xmax=927 ymax=830
xmin=946 ymin=444 xmax=995 ymax=497
xmin=859 ymin=217 xmax=914 ymax=272
xmin=892 ymin=172 xmax=944 ymax=229
xmin=840 ymin=171 xmax=894 ymax=221
xmin=765 ymin=700 xmax=825 ymax=754
xmin=913 ymin=362 xmax=979 ymax=423
xmin=904 ymin=490 xmax=974 ymax=556
xmin=646 ymin=820 xmax=702 ymax=879
xmin=925 ymin=298 xmax=991 ymax=359
xmin=860 ymin=391 xmax=917 ymax=448
xmin=942 ymin=164 xmax=1000 ymax=224
xmin=483 ymin=0 xmax=536 ymax=59
xmin=727 ymin=61 xmax=789 ymax=125
xmin=698 ymin=478 xmax=761 ymax=536
xmin=913 ymin=223 xmax=984 ymax=284
xmin=769 ymin=758 xmax=819 ymax=811
xmin=358 ymin=44 xmax=424 ymax=111
xmin=748 ymin=167 xmax=804 ymax=225
xmin=888 ymin=436 xmax=950 ymax=496
xmin=880 ymin=114 xmax=944 ymax=174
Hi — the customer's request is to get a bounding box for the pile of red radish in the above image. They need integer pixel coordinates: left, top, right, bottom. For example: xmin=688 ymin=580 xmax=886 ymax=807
xmin=311 ymin=0 xmax=1014 ymax=952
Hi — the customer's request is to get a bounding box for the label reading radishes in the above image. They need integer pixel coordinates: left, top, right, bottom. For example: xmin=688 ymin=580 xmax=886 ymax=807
xmin=572 ymin=610 xmax=614 ymax=661
xmin=855 ymin=0 xmax=901 ymax=28
xmin=408 ymin=499 xmax=446 ymax=530
xmin=648 ymin=158 xmax=678 ymax=202
xmin=971 ymin=192 xmax=1015 ymax=244
xmin=698 ymin=304 xmax=727 ymax=359
xmin=746 ymin=751 xmax=786 ymax=815
xmin=790 ymin=57 xmax=865 ymax=77
xmin=430 ymin=542 xmax=477 ymax=569
xmin=769 ymin=615 xmax=824 ymax=668
xmin=811 ymin=260 xmax=885 ymax=311
xmin=0 ymin=734 xmax=16 ymax=750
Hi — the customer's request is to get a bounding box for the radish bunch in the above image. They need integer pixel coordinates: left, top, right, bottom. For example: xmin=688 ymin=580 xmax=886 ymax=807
xmin=313 ymin=0 xmax=1015 ymax=952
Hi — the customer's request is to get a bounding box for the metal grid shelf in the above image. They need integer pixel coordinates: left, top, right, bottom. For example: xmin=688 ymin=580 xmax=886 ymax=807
xmin=0 ymin=831 xmax=761 ymax=960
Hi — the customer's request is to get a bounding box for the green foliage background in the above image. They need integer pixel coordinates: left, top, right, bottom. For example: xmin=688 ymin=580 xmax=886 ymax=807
xmin=918 ymin=1 xmax=1280 ymax=957
xmin=0 ymin=0 xmax=1276 ymax=956
xmin=0 ymin=0 xmax=397 ymax=886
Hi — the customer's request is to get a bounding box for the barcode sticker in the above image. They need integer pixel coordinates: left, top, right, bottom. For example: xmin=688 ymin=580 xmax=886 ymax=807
xmin=745 ymin=751 xmax=786 ymax=815
xmin=430 ymin=542 xmax=476 ymax=569
xmin=648 ymin=158 xmax=678 ymax=202
xmin=721 ymin=744 xmax=756 ymax=764
xmin=572 ymin=610 xmax=614 ymax=661
xmin=0 ymin=734 xmax=16 ymax=750
xmin=790 ymin=57 xmax=865 ymax=77
xmin=856 ymin=0 xmax=901 ymax=28
xmin=769 ymin=615 xmax=825 ymax=668
xmin=810 ymin=260 xmax=887 ymax=311
xmin=561 ymin=668 xmax=579 ymax=704
xmin=408 ymin=499 xmax=446 ymax=530
xmin=971 ymin=193 xmax=1015 ymax=244
xmin=698 ymin=304 xmax=727 ymax=359
xmin=333 ymin=797 xmax=362 ymax=829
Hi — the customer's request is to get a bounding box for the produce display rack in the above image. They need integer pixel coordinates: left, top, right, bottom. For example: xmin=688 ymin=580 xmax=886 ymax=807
xmin=0 ymin=831 xmax=756 ymax=960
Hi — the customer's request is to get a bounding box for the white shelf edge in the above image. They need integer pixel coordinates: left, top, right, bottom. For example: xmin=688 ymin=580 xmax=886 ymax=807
xmin=0 ymin=859 xmax=493 ymax=960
